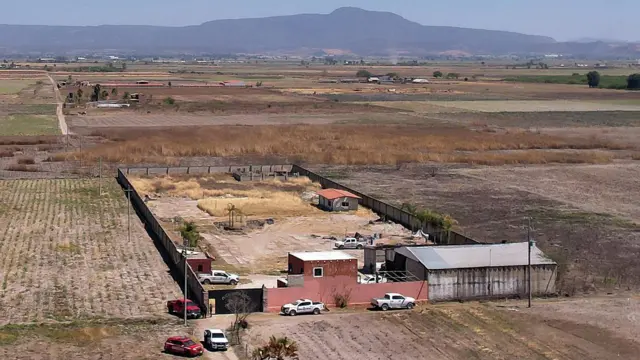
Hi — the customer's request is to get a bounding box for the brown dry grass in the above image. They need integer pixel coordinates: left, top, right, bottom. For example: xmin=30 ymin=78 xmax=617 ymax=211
xmin=5 ymin=164 xmax=39 ymax=172
xmin=0 ymin=150 xmax=14 ymax=158
xmin=56 ymin=125 xmax=628 ymax=165
xmin=197 ymin=192 xmax=318 ymax=217
xmin=130 ymin=175 xmax=318 ymax=199
xmin=0 ymin=135 xmax=60 ymax=146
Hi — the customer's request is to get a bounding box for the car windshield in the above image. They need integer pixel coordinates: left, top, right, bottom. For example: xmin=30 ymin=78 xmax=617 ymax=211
xmin=293 ymin=300 xmax=304 ymax=305
xmin=211 ymin=333 xmax=226 ymax=338
xmin=185 ymin=300 xmax=196 ymax=306
xmin=183 ymin=340 xmax=196 ymax=346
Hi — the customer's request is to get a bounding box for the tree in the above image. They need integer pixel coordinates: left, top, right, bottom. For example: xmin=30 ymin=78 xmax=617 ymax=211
xmin=252 ymin=336 xmax=299 ymax=360
xmin=121 ymin=62 xmax=127 ymax=71
xmin=356 ymin=69 xmax=372 ymax=78
xmin=627 ymin=74 xmax=640 ymax=90
xmin=91 ymin=84 xmax=101 ymax=101
xmin=100 ymin=90 xmax=109 ymax=100
xmin=163 ymin=97 xmax=176 ymax=105
xmin=168 ymin=81 xmax=172 ymax=87
xmin=179 ymin=221 xmax=200 ymax=247
xmin=445 ymin=73 xmax=460 ymax=79
xmin=586 ymin=71 xmax=600 ymax=88
xmin=122 ymin=91 xmax=130 ymax=100
xmin=76 ymin=88 xmax=83 ymax=100
xmin=223 ymin=291 xmax=257 ymax=344
xmin=111 ymin=88 xmax=118 ymax=97
xmin=433 ymin=71 xmax=443 ymax=78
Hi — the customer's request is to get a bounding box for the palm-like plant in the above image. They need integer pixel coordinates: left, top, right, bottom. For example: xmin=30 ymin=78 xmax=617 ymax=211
xmin=252 ymin=336 xmax=299 ymax=360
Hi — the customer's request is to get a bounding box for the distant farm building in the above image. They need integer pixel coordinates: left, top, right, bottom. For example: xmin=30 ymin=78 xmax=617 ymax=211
xmin=221 ymin=80 xmax=247 ymax=87
xmin=317 ymin=189 xmax=360 ymax=212
xmin=386 ymin=243 xmax=557 ymax=301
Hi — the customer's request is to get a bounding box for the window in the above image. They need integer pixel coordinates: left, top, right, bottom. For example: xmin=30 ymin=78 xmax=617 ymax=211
xmin=197 ymin=265 xmax=203 ymax=272
xmin=300 ymin=301 xmax=311 ymax=306
xmin=342 ymin=201 xmax=350 ymax=207
xmin=313 ymin=267 xmax=323 ymax=277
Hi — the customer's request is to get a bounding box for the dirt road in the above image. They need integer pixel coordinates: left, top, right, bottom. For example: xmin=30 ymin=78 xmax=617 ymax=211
xmin=46 ymin=73 xmax=70 ymax=135
xmin=195 ymin=316 xmax=241 ymax=360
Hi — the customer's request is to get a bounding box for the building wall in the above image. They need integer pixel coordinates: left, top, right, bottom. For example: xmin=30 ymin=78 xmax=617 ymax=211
xmin=319 ymin=196 xmax=358 ymax=211
xmin=363 ymin=248 xmax=386 ymax=274
xmin=187 ymin=258 xmax=211 ymax=274
xmin=427 ymin=265 xmax=556 ymax=301
xmin=288 ymin=255 xmax=358 ymax=281
xmin=264 ymin=280 xmax=429 ymax=312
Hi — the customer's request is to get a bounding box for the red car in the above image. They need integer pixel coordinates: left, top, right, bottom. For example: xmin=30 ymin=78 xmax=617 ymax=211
xmin=167 ymin=299 xmax=202 ymax=319
xmin=164 ymin=336 xmax=204 ymax=357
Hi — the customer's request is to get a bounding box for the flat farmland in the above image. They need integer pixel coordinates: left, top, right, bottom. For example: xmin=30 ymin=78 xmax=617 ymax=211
xmin=312 ymin=163 xmax=640 ymax=293
xmin=374 ymin=100 xmax=640 ymax=113
xmin=240 ymin=297 xmax=640 ymax=360
xmin=0 ymin=178 xmax=181 ymax=325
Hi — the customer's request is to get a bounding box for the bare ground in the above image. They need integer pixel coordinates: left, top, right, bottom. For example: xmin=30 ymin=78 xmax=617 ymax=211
xmin=234 ymin=296 xmax=640 ymax=360
xmin=0 ymin=178 xmax=181 ymax=325
xmin=311 ymin=163 xmax=640 ymax=293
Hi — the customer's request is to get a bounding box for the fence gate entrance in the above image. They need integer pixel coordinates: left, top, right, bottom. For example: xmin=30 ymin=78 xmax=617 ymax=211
xmin=208 ymin=288 xmax=264 ymax=315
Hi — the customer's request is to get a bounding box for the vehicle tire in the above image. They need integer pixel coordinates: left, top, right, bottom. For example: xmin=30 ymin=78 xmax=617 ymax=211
xmin=203 ymin=279 xmax=211 ymax=285
xmin=230 ymin=280 xmax=238 ymax=285
xmin=289 ymin=310 xmax=297 ymax=316
xmin=339 ymin=245 xmax=344 ymax=249
xmin=381 ymin=304 xmax=389 ymax=311
xmin=406 ymin=303 xmax=414 ymax=310
xmin=313 ymin=308 xmax=320 ymax=315
xmin=167 ymin=306 xmax=173 ymax=314
xmin=356 ymin=244 xmax=363 ymax=249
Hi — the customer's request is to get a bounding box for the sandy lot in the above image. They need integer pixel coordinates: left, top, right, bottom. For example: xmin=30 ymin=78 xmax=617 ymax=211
xmin=0 ymin=178 xmax=181 ymax=325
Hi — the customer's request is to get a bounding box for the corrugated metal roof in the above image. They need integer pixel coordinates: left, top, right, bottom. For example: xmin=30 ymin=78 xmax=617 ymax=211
xmin=397 ymin=243 xmax=555 ymax=270
xmin=290 ymin=251 xmax=355 ymax=261
xmin=317 ymin=189 xmax=361 ymax=200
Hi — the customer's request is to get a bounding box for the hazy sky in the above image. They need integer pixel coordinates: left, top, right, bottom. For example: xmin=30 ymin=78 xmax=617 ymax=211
xmin=1 ymin=0 xmax=635 ymax=41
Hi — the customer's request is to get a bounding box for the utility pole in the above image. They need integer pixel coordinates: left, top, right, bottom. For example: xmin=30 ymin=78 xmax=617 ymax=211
xmin=182 ymin=243 xmax=188 ymax=326
xmin=527 ymin=217 xmax=532 ymax=308
xmin=98 ymin=157 xmax=102 ymax=196
xmin=126 ymin=186 xmax=131 ymax=245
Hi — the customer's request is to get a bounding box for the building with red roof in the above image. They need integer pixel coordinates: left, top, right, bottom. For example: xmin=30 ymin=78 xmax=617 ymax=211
xmin=316 ymin=188 xmax=361 ymax=212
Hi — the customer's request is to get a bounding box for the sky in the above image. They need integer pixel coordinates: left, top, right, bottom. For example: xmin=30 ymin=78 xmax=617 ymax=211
xmin=0 ymin=0 xmax=636 ymax=42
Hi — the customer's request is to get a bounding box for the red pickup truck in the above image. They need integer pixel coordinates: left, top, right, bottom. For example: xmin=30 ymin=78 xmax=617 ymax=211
xmin=167 ymin=299 xmax=202 ymax=319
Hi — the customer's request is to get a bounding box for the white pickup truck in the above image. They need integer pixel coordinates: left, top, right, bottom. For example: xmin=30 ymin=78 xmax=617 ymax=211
xmin=371 ymin=293 xmax=415 ymax=311
xmin=334 ymin=237 xmax=367 ymax=249
xmin=198 ymin=270 xmax=240 ymax=285
xmin=281 ymin=299 xmax=325 ymax=316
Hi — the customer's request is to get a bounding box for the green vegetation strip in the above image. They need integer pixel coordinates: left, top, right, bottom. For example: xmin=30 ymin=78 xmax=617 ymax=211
xmin=0 ymin=115 xmax=60 ymax=136
xmin=504 ymin=74 xmax=629 ymax=89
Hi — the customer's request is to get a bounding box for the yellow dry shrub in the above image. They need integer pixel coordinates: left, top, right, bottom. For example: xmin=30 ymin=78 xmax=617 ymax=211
xmin=197 ymin=191 xmax=319 ymax=217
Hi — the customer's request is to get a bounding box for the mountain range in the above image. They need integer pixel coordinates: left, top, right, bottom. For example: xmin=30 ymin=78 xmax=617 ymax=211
xmin=0 ymin=7 xmax=637 ymax=57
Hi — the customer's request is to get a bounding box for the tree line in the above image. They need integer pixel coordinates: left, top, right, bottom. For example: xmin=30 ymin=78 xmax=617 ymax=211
xmin=587 ymin=71 xmax=640 ymax=90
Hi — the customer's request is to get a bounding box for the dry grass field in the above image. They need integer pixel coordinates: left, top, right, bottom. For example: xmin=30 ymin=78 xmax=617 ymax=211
xmin=0 ymin=178 xmax=181 ymax=325
xmin=51 ymin=125 xmax=635 ymax=166
xmin=373 ymin=100 xmax=640 ymax=113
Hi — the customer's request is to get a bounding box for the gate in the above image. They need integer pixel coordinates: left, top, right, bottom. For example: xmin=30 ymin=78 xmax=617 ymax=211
xmin=208 ymin=288 xmax=264 ymax=315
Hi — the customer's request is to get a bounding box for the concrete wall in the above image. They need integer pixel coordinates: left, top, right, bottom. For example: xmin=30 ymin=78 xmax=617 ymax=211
xmin=427 ymin=265 xmax=556 ymax=301
xmin=117 ymin=169 xmax=209 ymax=314
xmin=122 ymin=164 xmax=292 ymax=177
xmin=264 ymin=280 xmax=429 ymax=312
xmin=363 ymin=248 xmax=386 ymax=274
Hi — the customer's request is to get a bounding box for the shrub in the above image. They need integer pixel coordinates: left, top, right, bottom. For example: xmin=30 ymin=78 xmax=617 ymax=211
xmin=627 ymin=74 xmax=640 ymax=90
xmin=433 ymin=71 xmax=443 ymax=78
xmin=17 ymin=157 xmax=35 ymax=165
xmin=6 ymin=164 xmax=39 ymax=172
xmin=333 ymin=290 xmax=351 ymax=308
xmin=163 ymin=97 xmax=175 ymax=105
xmin=0 ymin=150 xmax=14 ymax=158
xmin=356 ymin=69 xmax=372 ymax=78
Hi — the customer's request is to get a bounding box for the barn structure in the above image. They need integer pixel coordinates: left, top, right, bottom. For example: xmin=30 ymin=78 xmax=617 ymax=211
xmin=386 ymin=243 xmax=557 ymax=301
xmin=316 ymin=189 xmax=360 ymax=212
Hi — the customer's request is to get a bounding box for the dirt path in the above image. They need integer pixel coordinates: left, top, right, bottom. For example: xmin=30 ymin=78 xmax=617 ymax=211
xmin=46 ymin=73 xmax=70 ymax=135
xmin=194 ymin=316 xmax=241 ymax=360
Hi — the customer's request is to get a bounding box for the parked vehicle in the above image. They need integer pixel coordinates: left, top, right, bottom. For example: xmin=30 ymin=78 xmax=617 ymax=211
xmin=334 ymin=237 xmax=367 ymax=249
xmin=204 ymin=329 xmax=229 ymax=351
xmin=164 ymin=336 xmax=204 ymax=357
xmin=198 ymin=270 xmax=240 ymax=285
xmin=358 ymin=274 xmax=388 ymax=284
xmin=281 ymin=299 xmax=325 ymax=316
xmin=167 ymin=299 xmax=202 ymax=319
xmin=371 ymin=293 xmax=415 ymax=311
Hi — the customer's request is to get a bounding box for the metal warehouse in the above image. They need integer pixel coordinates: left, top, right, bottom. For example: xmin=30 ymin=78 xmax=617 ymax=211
xmin=387 ymin=243 xmax=557 ymax=301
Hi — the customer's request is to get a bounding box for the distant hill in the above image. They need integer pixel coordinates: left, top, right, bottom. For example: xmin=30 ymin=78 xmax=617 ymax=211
xmin=0 ymin=7 xmax=637 ymax=57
